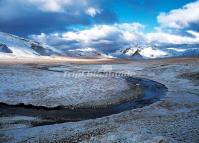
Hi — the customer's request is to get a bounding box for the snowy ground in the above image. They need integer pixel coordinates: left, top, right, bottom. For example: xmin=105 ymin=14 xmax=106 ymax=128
xmin=0 ymin=57 xmax=199 ymax=143
xmin=0 ymin=64 xmax=144 ymax=108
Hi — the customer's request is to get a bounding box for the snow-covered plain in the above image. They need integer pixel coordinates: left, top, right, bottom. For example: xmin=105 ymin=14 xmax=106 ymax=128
xmin=0 ymin=64 xmax=144 ymax=108
xmin=0 ymin=32 xmax=199 ymax=142
xmin=0 ymin=57 xmax=199 ymax=142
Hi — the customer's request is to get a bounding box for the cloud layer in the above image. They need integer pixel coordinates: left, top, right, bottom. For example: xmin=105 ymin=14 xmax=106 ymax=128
xmin=0 ymin=0 xmax=117 ymax=36
xmin=157 ymin=0 xmax=199 ymax=30
xmin=1 ymin=0 xmax=199 ymax=52
xmin=31 ymin=23 xmax=145 ymax=53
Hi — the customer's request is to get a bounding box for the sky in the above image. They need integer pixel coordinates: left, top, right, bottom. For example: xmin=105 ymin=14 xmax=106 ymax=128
xmin=0 ymin=0 xmax=199 ymax=52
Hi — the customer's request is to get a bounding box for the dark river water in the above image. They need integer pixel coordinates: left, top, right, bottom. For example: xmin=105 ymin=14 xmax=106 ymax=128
xmin=0 ymin=76 xmax=167 ymax=126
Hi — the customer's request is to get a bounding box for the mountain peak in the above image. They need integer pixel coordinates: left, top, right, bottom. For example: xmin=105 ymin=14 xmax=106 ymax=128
xmin=0 ymin=32 xmax=62 ymax=57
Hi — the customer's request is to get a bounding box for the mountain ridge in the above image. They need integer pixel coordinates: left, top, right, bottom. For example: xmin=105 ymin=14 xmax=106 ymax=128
xmin=0 ymin=32 xmax=199 ymax=59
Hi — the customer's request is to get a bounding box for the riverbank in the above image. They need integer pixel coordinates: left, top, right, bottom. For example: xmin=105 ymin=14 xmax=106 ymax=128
xmin=0 ymin=57 xmax=199 ymax=143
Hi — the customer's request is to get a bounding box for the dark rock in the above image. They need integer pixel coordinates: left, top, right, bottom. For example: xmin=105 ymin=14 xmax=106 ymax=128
xmin=131 ymin=49 xmax=143 ymax=59
xmin=0 ymin=43 xmax=12 ymax=53
xmin=31 ymin=43 xmax=54 ymax=56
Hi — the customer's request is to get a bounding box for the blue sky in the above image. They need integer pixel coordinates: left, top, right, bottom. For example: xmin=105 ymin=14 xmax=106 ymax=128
xmin=111 ymin=0 xmax=195 ymax=32
xmin=0 ymin=0 xmax=196 ymax=35
xmin=0 ymin=0 xmax=199 ymax=50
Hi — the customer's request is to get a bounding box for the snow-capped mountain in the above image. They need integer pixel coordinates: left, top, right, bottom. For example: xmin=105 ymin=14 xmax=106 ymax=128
xmin=113 ymin=45 xmax=199 ymax=59
xmin=0 ymin=32 xmax=198 ymax=59
xmin=113 ymin=46 xmax=168 ymax=59
xmin=0 ymin=32 xmax=62 ymax=57
xmin=0 ymin=32 xmax=108 ymax=58
xmin=62 ymin=47 xmax=107 ymax=57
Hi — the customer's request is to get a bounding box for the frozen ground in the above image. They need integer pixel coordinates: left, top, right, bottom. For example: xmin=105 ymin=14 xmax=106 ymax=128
xmin=0 ymin=57 xmax=199 ymax=142
xmin=0 ymin=65 xmax=144 ymax=108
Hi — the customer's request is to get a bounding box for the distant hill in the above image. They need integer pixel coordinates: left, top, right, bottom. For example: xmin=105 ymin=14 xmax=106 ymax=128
xmin=0 ymin=32 xmax=62 ymax=57
xmin=113 ymin=45 xmax=199 ymax=59
xmin=0 ymin=32 xmax=198 ymax=59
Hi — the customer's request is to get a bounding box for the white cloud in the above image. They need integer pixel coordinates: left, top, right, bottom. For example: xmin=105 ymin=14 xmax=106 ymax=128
xmin=46 ymin=0 xmax=199 ymax=46
xmin=31 ymin=22 xmax=199 ymax=51
xmin=69 ymin=47 xmax=96 ymax=52
xmin=117 ymin=22 xmax=144 ymax=32
xmin=116 ymin=23 xmax=145 ymax=41
xmin=24 ymin=0 xmax=104 ymax=16
xmin=25 ymin=0 xmax=73 ymax=12
xmin=23 ymin=0 xmax=98 ymax=15
xmin=187 ymin=30 xmax=199 ymax=37
xmin=63 ymin=25 xmax=117 ymax=42
xmin=60 ymin=23 xmax=145 ymax=43
xmin=157 ymin=0 xmax=199 ymax=29
xmin=152 ymin=1 xmax=199 ymax=45
xmin=86 ymin=7 xmax=101 ymax=17
xmin=167 ymin=48 xmax=187 ymax=52
xmin=38 ymin=1 xmax=64 ymax=12
xmin=147 ymin=30 xmax=199 ymax=45
xmin=30 ymin=23 xmax=145 ymax=51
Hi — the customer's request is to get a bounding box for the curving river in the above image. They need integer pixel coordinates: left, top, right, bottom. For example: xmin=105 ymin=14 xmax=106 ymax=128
xmin=0 ymin=71 xmax=167 ymax=127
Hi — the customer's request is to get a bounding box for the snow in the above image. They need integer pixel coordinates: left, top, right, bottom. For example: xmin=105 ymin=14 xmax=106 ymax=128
xmin=114 ymin=46 xmax=169 ymax=59
xmin=114 ymin=45 xmax=199 ymax=59
xmin=8 ymin=46 xmax=39 ymax=57
xmin=0 ymin=32 xmax=61 ymax=57
xmin=0 ymin=58 xmax=199 ymax=142
xmin=0 ymin=65 xmax=139 ymax=108
xmin=139 ymin=47 xmax=168 ymax=58
xmin=66 ymin=47 xmax=104 ymax=57
xmin=1 ymin=31 xmax=199 ymax=59
xmin=0 ymin=116 xmax=39 ymax=131
xmin=125 ymin=49 xmax=137 ymax=56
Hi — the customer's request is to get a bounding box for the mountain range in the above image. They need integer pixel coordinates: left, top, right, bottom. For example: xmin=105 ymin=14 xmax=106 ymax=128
xmin=0 ymin=32 xmax=199 ymax=59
